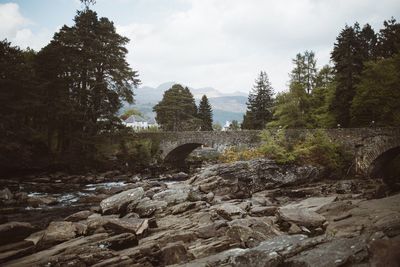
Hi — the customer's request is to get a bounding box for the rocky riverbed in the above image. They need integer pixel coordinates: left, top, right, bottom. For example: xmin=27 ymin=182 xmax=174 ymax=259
xmin=1 ymin=159 xmax=399 ymax=266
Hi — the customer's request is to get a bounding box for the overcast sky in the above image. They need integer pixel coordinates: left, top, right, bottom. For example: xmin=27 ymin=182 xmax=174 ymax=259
xmin=1 ymin=0 xmax=399 ymax=94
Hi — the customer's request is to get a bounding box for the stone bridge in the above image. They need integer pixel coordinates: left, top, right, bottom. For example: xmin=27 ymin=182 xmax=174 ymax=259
xmin=137 ymin=128 xmax=400 ymax=176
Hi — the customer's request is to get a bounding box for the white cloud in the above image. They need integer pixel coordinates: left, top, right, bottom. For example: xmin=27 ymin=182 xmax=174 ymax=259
xmin=117 ymin=0 xmax=400 ymax=93
xmin=0 ymin=3 xmax=29 ymax=39
xmin=0 ymin=3 xmax=52 ymax=50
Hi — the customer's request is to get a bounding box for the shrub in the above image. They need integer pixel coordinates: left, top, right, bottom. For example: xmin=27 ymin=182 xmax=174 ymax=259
xmin=293 ymin=130 xmax=352 ymax=177
xmin=219 ymin=147 xmax=262 ymax=163
xmin=258 ymin=130 xmax=297 ymax=164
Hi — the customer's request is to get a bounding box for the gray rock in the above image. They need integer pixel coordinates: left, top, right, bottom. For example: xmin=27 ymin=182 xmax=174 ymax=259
xmin=38 ymin=221 xmax=78 ymax=247
xmin=64 ymin=210 xmax=93 ymax=222
xmin=153 ymin=186 xmax=190 ymax=206
xmin=213 ymin=204 xmax=246 ymax=221
xmin=278 ymin=207 xmax=326 ymax=228
xmin=191 ymin=159 xmax=323 ymax=198
xmin=285 ymin=235 xmax=370 ymax=266
xmin=100 ymin=187 xmax=144 ymax=214
xmin=0 ymin=188 xmax=13 ymax=201
xmin=135 ymin=198 xmax=168 ymax=217
xmin=160 ymin=241 xmax=194 ymax=265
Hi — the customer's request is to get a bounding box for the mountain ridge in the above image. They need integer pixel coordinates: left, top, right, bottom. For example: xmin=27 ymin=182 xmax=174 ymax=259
xmin=123 ymin=82 xmax=248 ymax=124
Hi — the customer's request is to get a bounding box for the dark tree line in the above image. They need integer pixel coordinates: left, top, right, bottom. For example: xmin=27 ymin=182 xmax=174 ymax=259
xmin=0 ymin=5 xmax=139 ymax=172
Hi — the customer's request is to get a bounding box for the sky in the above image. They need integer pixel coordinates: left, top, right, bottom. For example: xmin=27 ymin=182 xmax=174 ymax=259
xmin=1 ymin=0 xmax=399 ymax=94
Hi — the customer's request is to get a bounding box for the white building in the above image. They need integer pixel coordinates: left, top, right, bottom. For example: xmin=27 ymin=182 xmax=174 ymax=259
xmin=222 ymin=121 xmax=231 ymax=131
xmin=123 ymin=115 xmax=158 ymax=131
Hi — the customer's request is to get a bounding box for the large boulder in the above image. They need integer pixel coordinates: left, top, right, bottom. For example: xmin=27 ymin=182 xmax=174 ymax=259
xmin=0 ymin=222 xmax=36 ymax=246
xmin=0 ymin=188 xmax=13 ymax=201
xmin=278 ymin=207 xmax=326 ymax=228
xmin=191 ymin=159 xmax=323 ymax=198
xmin=152 ymin=186 xmax=190 ymax=206
xmin=38 ymin=221 xmax=78 ymax=247
xmin=100 ymin=187 xmax=144 ymax=214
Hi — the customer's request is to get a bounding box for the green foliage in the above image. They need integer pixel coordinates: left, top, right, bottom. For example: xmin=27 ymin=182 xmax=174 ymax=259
xmin=242 ymin=71 xmax=274 ymax=129
xmin=198 ymin=95 xmax=213 ymax=131
xmin=213 ymin=122 xmax=222 ymax=131
xmin=294 ymin=130 xmax=352 ymax=177
xmin=153 ymin=84 xmax=200 ymax=131
xmin=351 ymin=54 xmax=400 ymax=126
xmin=229 ymin=120 xmax=240 ymax=130
xmin=290 ymin=51 xmax=317 ymax=94
xmin=258 ymin=130 xmax=297 ymax=164
xmin=267 ymin=82 xmax=312 ymax=128
xmin=219 ymin=147 xmax=262 ymax=163
xmin=258 ymin=129 xmax=352 ymax=177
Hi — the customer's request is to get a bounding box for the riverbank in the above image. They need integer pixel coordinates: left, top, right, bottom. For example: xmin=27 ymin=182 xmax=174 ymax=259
xmin=0 ymin=159 xmax=399 ymax=266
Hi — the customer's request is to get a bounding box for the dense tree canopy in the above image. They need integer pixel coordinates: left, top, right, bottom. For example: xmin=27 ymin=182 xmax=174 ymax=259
xmin=351 ymin=54 xmax=400 ymax=126
xmin=153 ymin=84 xmax=200 ymax=131
xmin=198 ymin=95 xmax=213 ymax=131
xmin=242 ymin=71 xmax=274 ymax=129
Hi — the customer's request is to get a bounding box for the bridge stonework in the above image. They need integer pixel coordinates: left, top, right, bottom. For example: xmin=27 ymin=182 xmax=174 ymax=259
xmin=137 ymin=128 xmax=400 ymax=176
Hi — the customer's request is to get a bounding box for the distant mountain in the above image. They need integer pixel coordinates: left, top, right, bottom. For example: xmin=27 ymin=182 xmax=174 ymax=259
xmin=123 ymin=82 xmax=248 ymax=124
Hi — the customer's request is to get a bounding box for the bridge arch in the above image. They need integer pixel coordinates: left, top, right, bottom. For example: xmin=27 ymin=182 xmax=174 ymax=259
xmin=164 ymin=142 xmax=204 ymax=167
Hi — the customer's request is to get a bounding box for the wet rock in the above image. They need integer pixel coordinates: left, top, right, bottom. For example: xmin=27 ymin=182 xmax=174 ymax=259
xmin=0 ymin=188 xmax=13 ymax=201
xmin=27 ymin=196 xmax=58 ymax=207
xmin=191 ymin=159 xmax=323 ymax=198
xmin=64 ymin=210 xmax=93 ymax=222
xmin=100 ymin=187 xmax=144 ymax=214
xmin=38 ymin=221 xmax=78 ymax=247
xmin=278 ymin=207 xmax=326 ymax=228
xmin=0 ymin=222 xmax=35 ymax=246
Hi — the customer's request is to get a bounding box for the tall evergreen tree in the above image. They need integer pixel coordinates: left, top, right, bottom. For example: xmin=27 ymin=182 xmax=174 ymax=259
xmin=198 ymin=95 xmax=213 ymax=131
xmin=37 ymin=8 xmax=139 ymax=154
xmin=377 ymin=18 xmax=400 ymax=58
xmin=330 ymin=23 xmax=375 ymax=127
xmin=242 ymin=71 xmax=274 ymax=129
xmin=351 ymin=54 xmax=400 ymax=127
xmin=153 ymin=84 xmax=200 ymax=131
xmin=290 ymin=51 xmax=317 ymax=94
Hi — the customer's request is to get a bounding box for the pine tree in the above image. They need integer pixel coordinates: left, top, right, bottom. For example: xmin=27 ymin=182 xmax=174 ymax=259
xmin=377 ymin=18 xmax=400 ymax=58
xmin=37 ymin=8 xmax=140 ymax=154
xmin=330 ymin=23 xmax=376 ymax=127
xmin=198 ymin=95 xmax=213 ymax=131
xmin=153 ymin=84 xmax=200 ymax=131
xmin=290 ymin=51 xmax=317 ymax=94
xmin=243 ymin=71 xmax=274 ymax=129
